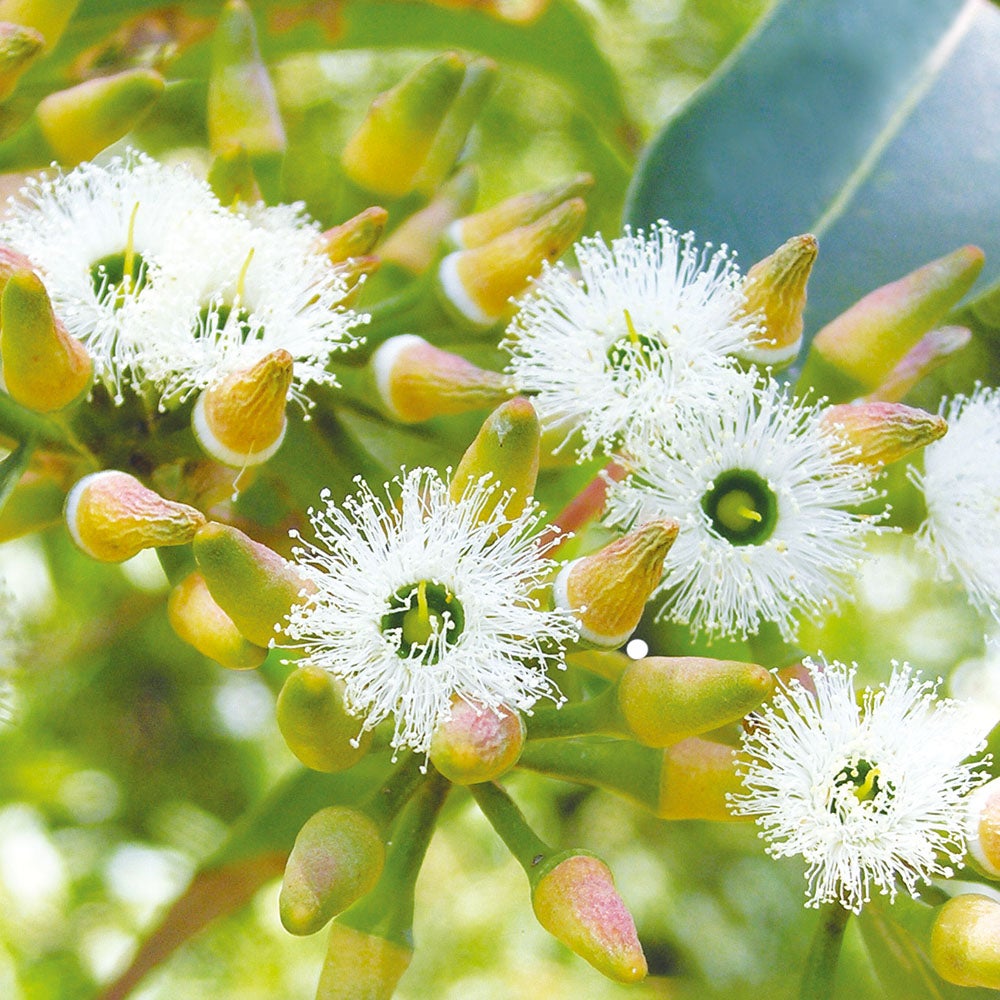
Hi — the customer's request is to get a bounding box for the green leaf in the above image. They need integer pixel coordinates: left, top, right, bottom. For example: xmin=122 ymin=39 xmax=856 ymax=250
xmin=0 ymin=435 xmax=35 ymax=514
xmin=625 ymin=0 xmax=1000 ymax=351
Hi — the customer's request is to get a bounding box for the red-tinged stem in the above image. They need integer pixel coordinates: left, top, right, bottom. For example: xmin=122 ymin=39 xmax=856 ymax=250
xmin=540 ymin=460 xmax=626 ymax=554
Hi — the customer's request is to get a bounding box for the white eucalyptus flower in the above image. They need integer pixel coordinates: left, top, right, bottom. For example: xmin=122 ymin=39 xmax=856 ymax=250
xmin=605 ymin=376 xmax=882 ymax=640
xmin=910 ymin=387 xmax=1000 ymax=621
xmin=283 ymin=468 xmax=578 ymax=755
xmin=503 ymin=222 xmax=756 ymax=458
xmin=730 ymin=657 xmax=989 ymax=913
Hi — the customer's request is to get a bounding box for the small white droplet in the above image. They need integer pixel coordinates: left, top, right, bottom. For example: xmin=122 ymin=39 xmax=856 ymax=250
xmin=626 ymin=638 xmax=648 ymax=660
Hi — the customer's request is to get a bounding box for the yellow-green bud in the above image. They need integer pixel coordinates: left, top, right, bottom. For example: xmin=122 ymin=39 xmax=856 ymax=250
xmin=316 ymin=923 xmax=413 ymax=1000
xmin=553 ymin=520 xmax=677 ymax=648
xmin=864 ymin=325 xmax=972 ymax=403
xmin=65 ymin=471 xmax=205 ymax=563
xmin=429 ymin=697 xmax=525 ymax=784
xmin=532 ymin=853 xmax=647 ymax=983
xmin=931 ymin=894 xmax=1000 ymax=989
xmin=276 ymin=664 xmax=371 ymax=773
xmin=966 ymin=777 xmax=1000 ymax=878
xmin=315 ymin=206 xmax=388 ymax=265
xmin=280 ymin=806 xmax=384 ymax=936
xmin=1 ymin=268 xmax=92 ymax=412
xmin=0 ymin=21 xmax=43 ymax=101
xmin=193 ymin=521 xmax=313 ymax=646
xmin=820 ymin=401 xmax=947 ymax=469
xmin=658 ymin=737 xmax=744 ymax=820
xmin=0 ymin=0 xmax=79 ymax=50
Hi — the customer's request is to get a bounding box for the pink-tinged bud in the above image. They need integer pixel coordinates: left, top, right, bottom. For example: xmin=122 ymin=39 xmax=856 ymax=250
xmin=0 ymin=0 xmax=79 ymax=50
xmin=449 ymin=396 xmax=540 ymax=520
xmin=341 ymin=52 xmax=467 ymax=199
xmin=193 ymin=521 xmax=313 ymax=646
xmin=532 ymin=853 xmax=647 ymax=983
xmin=618 ymin=657 xmax=773 ymax=748
xmin=167 ymin=572 xmax=268 ymax=671
xmin=450 ymin=173 xmax=595 ymax=250
xmin=437 ymin=198 xmax=586 ymax=329
xmin=192 ymin=349 xmax=292 ymax=467
xmin=0 ymin=246 xmax=33 ymax=294
xmin=207 ymin=144 xmax=262 ymax=206
xmin=658 ymin=737 xmax=743 ymax=820
xmin=316 ymin=207 xmax=388 ymax=265
xmin=736 ymin=233 xmax=817 ymax=369
xmin=821 ymin=400 xmax=947 ymax=469
xmin=1 ymin=268 xmax=92 ymax=412
xmin=864 ymin=325 xmax=972 ymax=403
xmin=65 ymin=471 xmax=205 ymax=563
xmin=316 ymin=923 xmax=412 ymax=1000
xmin=276 ymin=664 xmax=371 ymax=773
xmin=931 ymin=894 xmax=1000 ymax=989
xmin=0 ymin=21 xmax=43 ymax=101
xmin=280 ymin=806 xmax=384 ymax=936
xmin=553 ymin=520 xmax=677 ymax=648
xmin=36 ymin=68 xmax=164 ymax=166
xmin=967 ymin=777 xmax=1000 ymax=878
xmin=803 ymin=246 xmax=985 ymax=400
xmin=429 ymin=697 xmax=525 ymax=784
xmin=372 ymin=334 xmax=511 ymax=424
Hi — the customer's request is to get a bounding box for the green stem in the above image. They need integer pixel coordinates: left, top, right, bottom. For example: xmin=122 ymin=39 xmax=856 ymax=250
xmin=525 ymin=686 xmax=626 ymax=740
xmin=799 ymin=902 xmax=851 ymax=1000
xmin=0 ymin=392 xmax=78 ymax=451
xmin=360 ymin=753 xmax=427 ymax=831
xmin=356 ymin=276 xmax=448 ymax=357
xmin=470 ymin=781 xmax=553 ymax=886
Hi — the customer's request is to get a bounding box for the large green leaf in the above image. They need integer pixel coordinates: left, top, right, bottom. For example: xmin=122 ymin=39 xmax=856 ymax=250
xmin=625 ymin=0 xmax=1000 ymax=347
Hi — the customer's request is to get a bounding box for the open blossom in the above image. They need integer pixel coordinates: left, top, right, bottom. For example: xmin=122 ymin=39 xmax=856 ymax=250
xmin=730 ymin=658 xmax=990 ymax=912
xmin=503 ymin=222 xmax=755 ymax=459
xmin=605 ymin=375 xmax=882 ymax=640
xmin=909 ymin=387 xmax=1000 ymax=621
xmin=283 ymin=468 xmax=578 ymax=754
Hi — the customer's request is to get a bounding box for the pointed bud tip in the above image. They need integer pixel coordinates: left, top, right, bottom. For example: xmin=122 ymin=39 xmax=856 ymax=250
xmin=932 ymin=894 xmax=1000 ymax=990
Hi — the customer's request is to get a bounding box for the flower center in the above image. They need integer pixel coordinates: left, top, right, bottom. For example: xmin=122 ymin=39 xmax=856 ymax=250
xmin=701 ymin=469 xmax=778 ymax=545
xmin=829 ymin=756 xmax=895 ymax=819
xmin=198 ymin=302 xmax=254 ymax=340
xmin=381 ymin=580 xmax=465 ymax=664
xmin=90 ymin=202 xmax=147 ymax=308
xmin=605 ymin=309 xmax=666 ymax=375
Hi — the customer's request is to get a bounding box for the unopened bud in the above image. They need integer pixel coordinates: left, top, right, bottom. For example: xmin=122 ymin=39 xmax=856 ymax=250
xmin=821 ymin=401 xmax=947 ymax=468
xmin=437 ymin=197 xmax=586 ymax=329
xmin=553 ymin=520 xmax=677 ymax=648
xmin=36 ymin=69 xmax=164 ymax=166
xmin=966 ymin=777 xmax=1000 ymax=878
xmin=736 ymin=233 xmax=817 ymax=369
xmin=316 ymin=923 xmax=412 ymax=1000
xmin=341 ymin=52 xmax=467 ymax=199
xmin=316 ymin=207 xmax=388 ymax=265
xmin=1 ymin=268 xmax=91 ymax=412
xmin=280 ymin=806 xmax=384 ymax=936
xmin=802 ymin=246 xmax=985 ymax=401
xmin=619 ymin=657 xmax=773 ymax=748
xmin=276 ymin=664 xmax=371 ymax=773
xmin=659 ymin=736 xmax=743 ymax=820
xmin=931 ymin=894 xmax=1000 ymax=989
xmin=65 ymin=471 xmax=205 ymax=562
xmin=192 ymin=349 xmax=292 ymax=467
xmin=0 ymin=21 xmax=43 ymax=101
xmin=207 ymin=144 xmax=262 ymax=206
xmin=0 ymin=0 xmax=79 ymax=50
xmin=532 ymin=853 xmax=647 ymax=983
xmin=167 ymin=571 xmax=268 ymax=670
xmin=372 ymin=334 xmax=511 ymax=424
xmin=450 ymin=397 xmax=540 ymax=520
xmin=429 ymin=697 xmax=524 ymax=784
xmin=449 ymin=173 xmax=594 ymax=250
xmin=864 ymin=325 xmax=972 ymax=403
xmin=0 ymin=246 xmax=33 ymax=293
xmin=208 ymin=0 xmax=285 ymax=158
xmin=193 ymin=521 xmax=313 ymax=646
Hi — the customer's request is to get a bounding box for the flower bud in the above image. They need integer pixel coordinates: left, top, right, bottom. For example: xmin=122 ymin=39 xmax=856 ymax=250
xmin=35 ymin=69 xmax=164 ymax=166
xmin=659 ymin=736 xmax=743 ymax=820
xmin=618 ymin=656 xmax=773 ymax=748
xmin=449 ymin=173 xmax=594 ymax=250
xmin=193 ymin=521 xmax=313 ymax=646
xmin=315 ymin=207 xmax=388 ymax=265
xmin=437 ymin=197 xmax=586 ymax=329
xmin=429 ymin=697 xmax=525 ymax=784
xmin=316 ymin=923 xmax=412 ymax=1000
xmin=372 ymin=334 xmax=511 ymax=424
xmin=0 ymin=21 xmax=43 ymax=101
xmin=0 ymin=0 xmax=79 ymax=50
xmin=966 ymin=777 xmax=1000 ymax=878
xmin=276 ymin=664 xmax=372 ymax=773
xmin=167 ymin=571 xmax=268 ymax=671
xmin=553 ymin=520 xmax=677 ymax=648
xmin=65 ymin=471 xmax=206 ymax=563
xmin=280 ymin=806 xmax=385 ymax=936
xmin=207 ymin=0 xmax=285 ymax=158
xmin=0 ymin=246 xmax=33 ymax=291
xmin=207 ymin=144 xmax=262 ymax=206
xmin=801 ymin=245 xmax=985 ymax=401
xmin=864 ymin=325 xmax=972 ymax=403
xmin=1 ymin=268 xmax=92 ymax=412
xmin=450 ymin=396 xmax=540 ymax=520
xmin=341 ymin=52 xmax=467 ymax=199
xmin=931 ymin=894 xmax=1000 ymax=989
xmin=192 ymin=349 xmax=292 ymax=467
xmin=736 ymin=233 xmax=817 ymax=369
xmin=532 ymin=853 xmax=647 ymax=983
xmin=821 ymin=400 xmax=947 ymax=469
